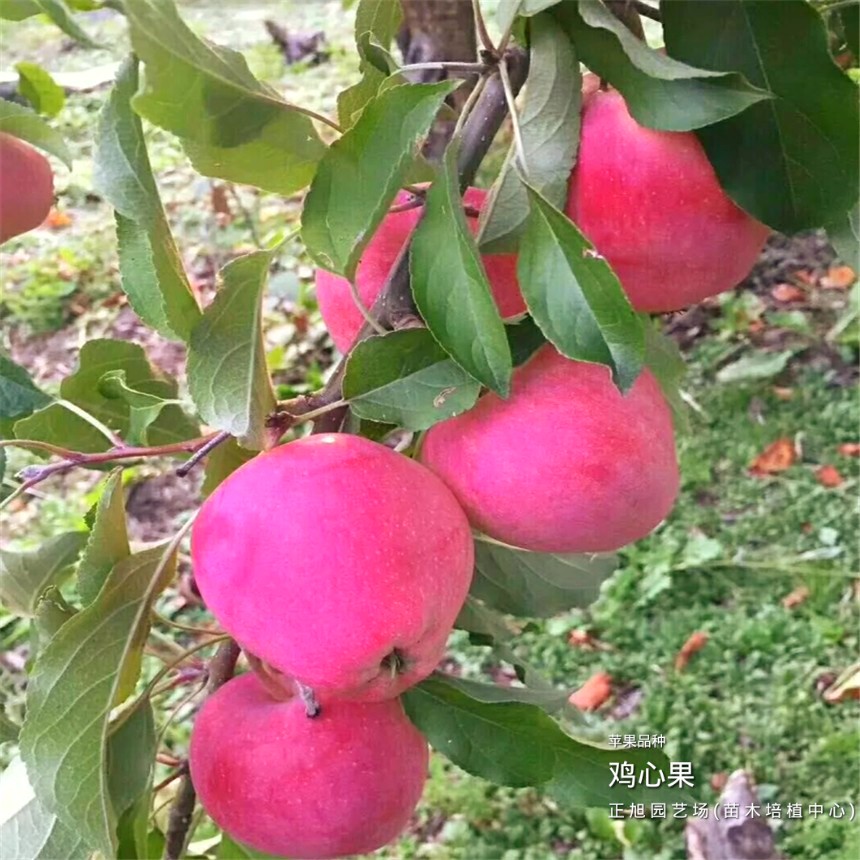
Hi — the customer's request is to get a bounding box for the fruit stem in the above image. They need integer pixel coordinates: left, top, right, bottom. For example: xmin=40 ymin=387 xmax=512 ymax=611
xmin=297 ymin=681 xmax=321 ymax=718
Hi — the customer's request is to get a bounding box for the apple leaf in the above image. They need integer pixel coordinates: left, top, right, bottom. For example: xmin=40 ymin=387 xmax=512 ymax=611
xmin=303 ymin=81 xmax=456 ymax=280
xmin=716 ymin=349 xmax=795 ymax=385
xmin=19 ymin=543 xmax=177 ymax=858
xmin=94 ymin=57 xmax=201 ymax=342
xmin=125 ymin=0 xmax=326 ymax=195
xmin=403 ymin=673 xmax=686 ymax=806
xmin=827 ymin=205 xmax=859 ymax=271
xmin=0 ymin=0 xmax=97 ymax=45
xmin=479 ymin=14 xmax=580 ymax=253
xmin=77 ymin=470 xmax=130 ymax=606
xmin=472 ymin=537 xmax=617 ymax=618
xmin=343 ymin=329 xmax=481 ymax=431
xmin=553 ymin=0 xmax=769 ymax=132
xmin=98 ymin=370 xmax=182 ymax=446
xmin=519 ymin=185 xmax=644 ymax=392
xmin=0 ymin=532 xmax=86 ymax=618
xmin=0 ymin=712 xmax=19 ymax=743
xmin=31 ymin=587 xmax=78 ymax=658
xmin=0 ymin=757 xmax=88 ymax=860
xmin=201 ymin=437 xmax=256 ymax=497
xmin=337 ymin=0 xmax=404 ymax=128
xmin=0 ymin=100 xmax=71 ymax=167
xmin=643 ymin=323 xmax=687 ymax=429
xmin=432 ymin=673 xmax=570 ymax=714
xmin=107 ymin=702 xmax=156 ymax=821
xmin=218 ymin=834 xmax=276 ymax=859
xmin=16 ymin=62 xmax=65 ymax=117
xmin=663 ymin=0 xmax=860 ymax=232
xmin=15 ymin=340 xmax=199 ymax=453
xmin=0 ymin=352 xmax=51 ymax=420
xmin=411 ymin=147 xmax=513 ymax=396
xmin=187 ymin=251 xmax=277 ymax=450
xmin=506 ymin=316 xmax=547 ymax=367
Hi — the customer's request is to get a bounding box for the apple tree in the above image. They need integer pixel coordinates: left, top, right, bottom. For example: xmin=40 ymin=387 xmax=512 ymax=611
xmin=0 ymin=0 xmax=857 ymax=858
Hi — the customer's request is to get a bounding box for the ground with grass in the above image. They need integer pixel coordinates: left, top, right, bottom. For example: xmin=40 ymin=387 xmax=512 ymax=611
xmin=1 ymin=3 xmax=858 ymax=859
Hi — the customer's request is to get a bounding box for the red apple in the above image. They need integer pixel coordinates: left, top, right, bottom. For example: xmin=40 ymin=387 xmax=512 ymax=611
xmin=315 ymin=186 xmax=525 ymax=352
xmin=0 ymin=133 xmax=54 ymax=243
xmin=420 ymin=345 xmax=679 ymax=553
xmin=566 ymin=86 xmax=770 ymax=312
xmin=191 ymin=433 xmax=474 ymax=701
xmin=190 ymin=673 xmax=428 ymax=859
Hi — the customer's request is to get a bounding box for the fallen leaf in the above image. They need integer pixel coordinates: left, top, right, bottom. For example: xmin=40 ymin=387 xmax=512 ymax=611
xmin=837 ymin=443 xmax=860 ymax=458
xmin=820 ymin=265 xmax=856 ymax=290
xmin=795 ymin=270 xmax=816 ymax=286
xmin=710 ymin=772 xmax=728 ymax=792
xmin=815 ymin=465 xmax=844 ymax=488
xmin=747 ymin=319 xmax=765 ymax=334
xmin=675 ymin=631 xmax=708 ymax=671
xmin=772 ymin=386 xmax=794 ymax=400
xmin=568 ymin=672 xmax=612 ymax=711
xmin=749 ymin=438 xmax=797 ymax=476
xmin=211 ymin=183 xmax=232 ymax=218
xmin=822 ymin=664 xmax=860 ymax=704
xmin=781 ymin=585 xmax=810 ymax=609
xmin=771 ymin=284 xmax=805 ymax=302
xmin=43 ymin=208 xmax=73 ymax=229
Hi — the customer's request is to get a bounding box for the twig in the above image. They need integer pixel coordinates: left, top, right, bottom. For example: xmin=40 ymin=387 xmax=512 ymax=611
xmin=226 ymin=184 xmax=263 ymax=249
xmin=473 ymin=0 xmax=497 ymax=54
xmin=175 ymin=430 xmax=231 ymax=477
xmin=605 ymin=0 xmax=646 ymax=38
xmin=451 ymin=73 xmax=488 ymax=140
xmin=499 ymin=57 xmax=527 ymax=177
xmin=152 ymin=762 xmax=188 ymax=795
xmin=162 ymin=640 xmax=241 ymax=860
xmin=347 ymin=277 xmax=387 ymax=336
xmin=630 ymin=0 xmax=662 ymax=23
xmin=399 ymin=61 xmax=489 ymax=75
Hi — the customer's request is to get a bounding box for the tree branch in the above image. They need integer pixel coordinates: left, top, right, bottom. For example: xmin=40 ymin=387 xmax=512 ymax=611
xmin=162 ymin=640 xmax=241 ymax=860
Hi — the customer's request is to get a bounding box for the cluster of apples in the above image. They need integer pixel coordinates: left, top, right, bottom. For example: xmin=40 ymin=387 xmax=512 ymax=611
xmin=0 ymin=133 xmax=54 ymax=244
xmin=188 ymin=84 xmax=768 ymax=859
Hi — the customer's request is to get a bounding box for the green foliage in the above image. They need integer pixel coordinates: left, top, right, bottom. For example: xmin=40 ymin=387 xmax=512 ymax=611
xmin=472 ymin=537 xmax=617 ymax=618
xmin=125 ymin=0 xmax=326 ymax=194
xmin=411 ymin=148 xmax=513 ymax=396
xmin=479 ymin=14 xmax=581 ymax=253
xmin=303 ymin=80 xmax=455 ymax=279
xmin=0 ymin=99 xmax=71 ymax=166
xmin=0 ymin=353 xmax=50 ymax=422
xmin=0 ymin=0 xmax=97 ymax=45
xmin=519 ymin=185 xmax=645 ymax=391
xmin=15 ymin=61 xmax=64 ymax=117
xmin=664 ymin=0 xmax=859 ymax=233
xmin=187 ymin=251 xmax=277 ymax=450
xmin=94 ymin=57 xmax=201 ymax=342
xmin=554 ymin=0 xmax=770 ymax=131
xmin=343 ymin=329 xmax=481 ymax=430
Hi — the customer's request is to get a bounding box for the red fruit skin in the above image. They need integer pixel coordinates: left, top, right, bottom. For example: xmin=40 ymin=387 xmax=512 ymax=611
xmin=190 ymin=673 xmax=429 ymax=859
xmin=315 ymin=186 xmax=525 ymax=352
xmin=191 ymin=434 xmax=474 ymax=701
xmin=0 ymin=133 xmax=54 ymax=243
xmin=420 ymin=346 xmax=679 ymax=553
xmin=566 ymin=88 xmax=770 ymax=313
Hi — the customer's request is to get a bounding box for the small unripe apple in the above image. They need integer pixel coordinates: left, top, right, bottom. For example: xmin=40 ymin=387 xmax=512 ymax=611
xmin=420 ymin=346 xmax=679 ymax=553
xmin=0 ymin=133 xmax=54 ymax=243
xmin=566 ymin=85 xmax=770 ymax=312
xmin=191 ymin=433 xmax=474 ymax=701
xmin=315 ymin=186 xmax=525 ymax=352
xmin=190 ymin=673 xmax=429 ymax=859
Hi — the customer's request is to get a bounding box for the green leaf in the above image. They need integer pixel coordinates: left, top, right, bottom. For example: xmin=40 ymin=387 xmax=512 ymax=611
xmin=663 ymin=0 xmax=859 ymax=232
xmin=0 ymin=100 xmax=71 ymax=167
xmin=115 ymin=794 xmax=152 ymax=860
xmin=125 ymin=0 xmax=326 ymax=195
xmin=0 ymin=352 xmax=51 ymax=420
xmin=0 ymin=1 xmax=40 ymax=20
xmin=187 ymin=252 xmax=277 ymax=450
xmin=506 ymin=316 xmax=547 ymax=367
xmin=403 ymin=674 xmax=685 ymax=807
xmin=218 ymin=834 xmax=276 ymax=859
xmin=19 ymin=544 xmax=177 ymax=858
xmin=201 ymin=436 xmax=255 ymax=497
xmin=354 ymin=0 xmax=402 ymax=48
xmin=553 ymin=0 xmax=769 ymax=132
xmin=107 ymin=702 xmax=156 ymax=819
xmin=303 ymin=81 xmax=456 ymax=279
xmin=15 ymin=62 xmax=64 ymax=117
xmin=479 ymin=14 xmax=581 ymax=253
xmin=411 ymin=147 xmax=513 ymax=395
xmin=828 ymin=204 xmax=859 ymax=271
xmin=716 ymin=349 xmax=794 ymax=384
xmin=0 ymin=0 xmax=98 ymax=44
xmin=437 ymin=672 xmax=571 ymax=714
xmin=0 ymin=757 xmax=89 ymax=860
xmin=473 ymin=537 xmax=617 ymax=618
xmin=343 ymin=329 xmax=481 ymax=430
xmin=15 ymin=339 xmax=199 ymax=453
xmin=77 ymin=470 xmax=130 ymax=606
xmin=643 ymin=323 xmax=687 ymax=429
xmin=519 ymin=185 xmax=644 ymax=391
xmin=98 ymin=370 xmax=181 ymax=445
xmin=0 ymin=711 xmax=20 ymax=743
xmin=0 ymin=532 xmax=86 ymax=617
xmin=94 ymin=57 xmax=201 ymax=342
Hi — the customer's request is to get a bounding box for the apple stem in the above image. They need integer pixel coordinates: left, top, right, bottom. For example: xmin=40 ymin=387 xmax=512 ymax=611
xmin=297 ymin=682 xmax=321 ymax=718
